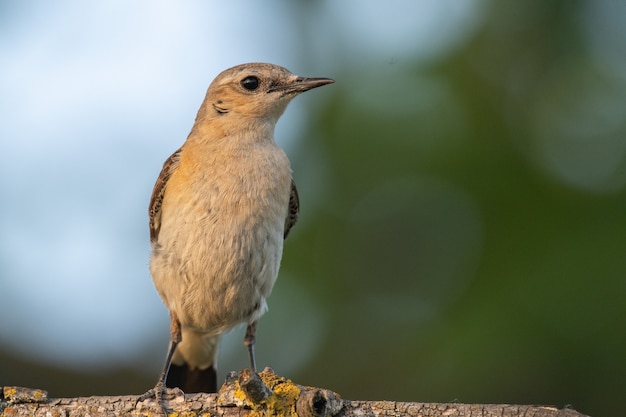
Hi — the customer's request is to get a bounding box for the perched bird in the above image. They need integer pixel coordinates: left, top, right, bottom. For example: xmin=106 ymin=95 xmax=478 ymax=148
xmin=145 ymin=63 xmax=334 ymax=395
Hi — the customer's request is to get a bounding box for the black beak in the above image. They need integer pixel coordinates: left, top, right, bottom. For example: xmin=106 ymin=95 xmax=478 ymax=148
xmin=268 ymin=77 xmax=335 ymax=94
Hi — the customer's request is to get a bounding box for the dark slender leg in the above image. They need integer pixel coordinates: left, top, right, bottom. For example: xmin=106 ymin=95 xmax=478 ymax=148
xmin=154 ymin=338 xmax=179 ymax=391
xmin=244 ymin=321 xmax=257 ymax=372
xmin=138 ymin=311 xmax=182 ymax=409
xmin=159 ymin=313 xmax=182 ymax=385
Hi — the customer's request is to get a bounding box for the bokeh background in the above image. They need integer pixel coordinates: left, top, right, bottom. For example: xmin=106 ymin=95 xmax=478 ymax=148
xmin=1 ymin=1 xmax=625 ymax=416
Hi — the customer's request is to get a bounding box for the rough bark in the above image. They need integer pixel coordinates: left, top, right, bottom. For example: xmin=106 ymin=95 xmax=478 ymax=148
xmin=1 ymin=369 xmax=590 ymax=417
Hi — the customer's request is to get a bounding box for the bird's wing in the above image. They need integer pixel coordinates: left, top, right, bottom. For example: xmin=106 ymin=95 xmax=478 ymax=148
xmin=284 ymin=179 xmax=299 ymax=239
xmin=149 ymin=148 xmax=182 ymax=243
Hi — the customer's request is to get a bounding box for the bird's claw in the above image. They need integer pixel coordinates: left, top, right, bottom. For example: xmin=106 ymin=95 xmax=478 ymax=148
xmin=137 ymin=381 xmax=184 ymax=416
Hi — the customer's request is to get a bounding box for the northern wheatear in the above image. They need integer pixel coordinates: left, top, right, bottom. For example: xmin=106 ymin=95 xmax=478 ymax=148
xmin=144 ymin=63 xmax=334 ymax=397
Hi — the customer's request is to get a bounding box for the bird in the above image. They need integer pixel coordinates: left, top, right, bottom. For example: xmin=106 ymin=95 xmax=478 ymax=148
xmin=144 ymin=63 xmax=334 ymax=397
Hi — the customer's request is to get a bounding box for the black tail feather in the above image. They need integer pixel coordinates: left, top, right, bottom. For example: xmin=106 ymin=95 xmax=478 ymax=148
xmin=166 ymin=363 xmax=217 ymax=393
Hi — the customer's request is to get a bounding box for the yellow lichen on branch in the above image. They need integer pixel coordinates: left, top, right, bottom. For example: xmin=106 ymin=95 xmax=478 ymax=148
xmin=230 ymin=369 xmax=302 ymax=417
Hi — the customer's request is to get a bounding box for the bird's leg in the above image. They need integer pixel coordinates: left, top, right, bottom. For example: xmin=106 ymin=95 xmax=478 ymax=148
xmin=244 ymin=321 xmax=257 ymax=372
xmin=137 ymin=311 xmax=183 ymax=411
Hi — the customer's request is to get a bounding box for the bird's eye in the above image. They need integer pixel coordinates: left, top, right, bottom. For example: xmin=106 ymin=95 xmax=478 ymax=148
xmin=241 ymin=76 xmax=260 ymax=91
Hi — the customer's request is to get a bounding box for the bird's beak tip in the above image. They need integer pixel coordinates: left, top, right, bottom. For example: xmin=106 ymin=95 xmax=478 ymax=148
xmin=292 ymin=76 xmax=335 ymax=92
xmin=299 ymin=76 xmax=335 ymax=84
xmin=268 ymin=76 xmax=335 ymax=94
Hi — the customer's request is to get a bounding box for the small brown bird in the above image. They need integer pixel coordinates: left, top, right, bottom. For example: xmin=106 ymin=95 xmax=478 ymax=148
xmin=144 ymin=63 xmax=334 ymax=396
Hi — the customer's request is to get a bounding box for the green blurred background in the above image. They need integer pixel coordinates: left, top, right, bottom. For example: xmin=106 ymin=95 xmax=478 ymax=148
xmin=2 ymin=2 xmax=625 ymax=417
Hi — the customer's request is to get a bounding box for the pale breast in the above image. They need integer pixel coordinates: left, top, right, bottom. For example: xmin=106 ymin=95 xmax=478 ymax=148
xmin=150 ymin=141 xmax=292 ymax=334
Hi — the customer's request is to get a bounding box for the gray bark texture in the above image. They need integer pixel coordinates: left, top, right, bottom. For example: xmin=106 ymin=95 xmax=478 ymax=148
xmin=1 ymin=369 xmax=590 ymax=417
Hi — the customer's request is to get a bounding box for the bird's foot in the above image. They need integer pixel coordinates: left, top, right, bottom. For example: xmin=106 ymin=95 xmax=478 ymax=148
xmin=137 ymin=380 xmax=184 ymax=416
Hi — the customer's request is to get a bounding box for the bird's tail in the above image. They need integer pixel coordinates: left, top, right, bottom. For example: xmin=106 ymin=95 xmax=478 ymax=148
xmin=166 ymin=328 xmax=220 ymax=393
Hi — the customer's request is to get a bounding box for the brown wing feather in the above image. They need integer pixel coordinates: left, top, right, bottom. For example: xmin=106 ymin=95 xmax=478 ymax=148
xmin=149 ymin=148 xmax=182 ymax=243
xmin=284 ymin=179 xmax=299 ymax=239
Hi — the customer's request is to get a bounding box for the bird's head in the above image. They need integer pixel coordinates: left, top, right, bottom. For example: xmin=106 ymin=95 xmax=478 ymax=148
xmin=196 ymin=63 xmax=334 ymax=133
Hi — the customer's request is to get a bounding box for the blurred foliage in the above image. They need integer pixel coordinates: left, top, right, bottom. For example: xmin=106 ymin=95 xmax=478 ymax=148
xmin=2 ymin=2 xmax=625 ymax=417
xmin=283 ymin=2 xmax=626 ymax=416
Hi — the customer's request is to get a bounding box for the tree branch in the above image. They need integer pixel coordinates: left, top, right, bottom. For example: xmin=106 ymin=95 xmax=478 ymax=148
xmin=1 ymin=369 xmax=590 ymax=417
